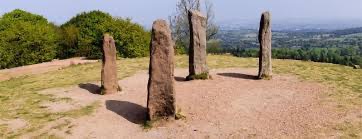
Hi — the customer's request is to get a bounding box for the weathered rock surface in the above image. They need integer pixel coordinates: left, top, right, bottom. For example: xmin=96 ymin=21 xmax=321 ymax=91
xmin=258 ymin=11 xmax=272 ymax=79
xmin=147 ymin=19 xmax=176 ymax=121
xmin=187 ymin=10 xmax=209 ymax=80
xmin=101 ymin=34 xmax=121 ymax=95
xmin=354 ymin=65 xmax=361 ymax=69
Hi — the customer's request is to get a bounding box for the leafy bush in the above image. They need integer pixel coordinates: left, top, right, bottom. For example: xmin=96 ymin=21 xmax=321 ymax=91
xmin=61 ymin=10 xmax=150 ymax=59
xmin=109 ymin=18 xmax=150 ymax=58
xmin=57 ymin=25 xmax=79 ymax=59
xmin=0 ymin=9 xmax=59 ymax=69
xmin=207 ymin=39 xmax=223 ymax=54
xmin=0 ymin=10 xmax=151 ymax=69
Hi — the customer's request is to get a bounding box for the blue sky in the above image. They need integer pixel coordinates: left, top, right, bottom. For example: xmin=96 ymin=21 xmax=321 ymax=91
xmin=1 ymin=0 xmax=361 ymax=26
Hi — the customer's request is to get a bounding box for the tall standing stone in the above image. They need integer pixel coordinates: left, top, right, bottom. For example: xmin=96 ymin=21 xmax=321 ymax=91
xmin=101 ymin=34 xmax=121 ymax=95
xmin=187 ymin=10 xmax=209 ymax=80
xmin=258 ymin=11 xmax=272 ymax=79
xmin=147 ymin=19 xmax=176 ymax=121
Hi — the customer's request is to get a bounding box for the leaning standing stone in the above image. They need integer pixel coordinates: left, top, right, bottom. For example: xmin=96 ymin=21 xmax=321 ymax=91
xmin=187 ymin=10 xmax=209 ymax=80
xmin=258 ymin=11 xmax=272 ymax=79
xmin=101 ymin=34 xmax=121 ymax=95
xmin=147 ymin=19 xmax=176 ymax=121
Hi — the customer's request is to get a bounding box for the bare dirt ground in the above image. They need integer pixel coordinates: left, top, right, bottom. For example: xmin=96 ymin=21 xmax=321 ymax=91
xmin=38 ymin=68 xmax=341 ymax=138
xmin=0 ymin=57 xmax=98 ymax=81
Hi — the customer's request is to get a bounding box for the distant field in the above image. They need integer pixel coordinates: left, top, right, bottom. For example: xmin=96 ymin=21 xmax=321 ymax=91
xmin=218 ymin=28 xmax=362 ymax=49
xmin=343 ymin=33 xmax=362 ymax=37
xmin=0 ymin=55 xmax=361 ymax=138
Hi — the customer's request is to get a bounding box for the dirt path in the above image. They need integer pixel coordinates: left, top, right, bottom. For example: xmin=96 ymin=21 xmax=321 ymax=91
xmin=0 ymin=58 xmax=98 ymax=81
xmin=39 ymin=68 xmax=339 ymax=138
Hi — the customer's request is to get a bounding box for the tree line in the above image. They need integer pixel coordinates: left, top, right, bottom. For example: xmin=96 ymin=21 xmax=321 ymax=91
xmin=230 ymin=46 xmax=362 ymax=67
xmin=0 ymin=9 xmax=150 ymax=69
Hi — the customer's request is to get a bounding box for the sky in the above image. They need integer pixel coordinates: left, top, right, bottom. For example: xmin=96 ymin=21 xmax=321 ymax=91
xmin=1 ymin=0 xmax=361 ymax=27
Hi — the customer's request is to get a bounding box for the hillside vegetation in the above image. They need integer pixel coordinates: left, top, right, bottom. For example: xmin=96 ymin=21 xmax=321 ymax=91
xmin=61 ymin=11 xmax=150 ymax=59
xmin=0 ymin=10 xmax=150 ymax=69
xmin=0 ymin=55 xmax=361 ymax=138
xmin=233 ymin=46 xmax=362 ymax=67
xmin=0 ymin=10 xmax=59 ymax=69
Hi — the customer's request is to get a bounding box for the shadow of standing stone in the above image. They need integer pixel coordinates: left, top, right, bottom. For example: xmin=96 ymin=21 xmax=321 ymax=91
xmin=78 ymin=83 xmax=101 ymax=94
xmin=106 ymin=100 xmax=147 ymax=124
xmin=217 ymin=73 xmax=258 ymax=80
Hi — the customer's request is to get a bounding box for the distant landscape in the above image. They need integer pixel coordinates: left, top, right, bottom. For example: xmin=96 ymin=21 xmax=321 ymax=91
xmin=214 ymin=27 xmax=362 ymax=67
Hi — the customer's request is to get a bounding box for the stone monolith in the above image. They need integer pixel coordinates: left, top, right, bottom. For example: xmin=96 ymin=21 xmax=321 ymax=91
xmin=187 ymin=10 xmax=209 ymax=80
xmin=101 ymin=34 xmax=121 ymax=95
xmin=147 ymin=19 xmax=176 ymax=121
xmin=258 ymin=11 xmax=272 ymax=79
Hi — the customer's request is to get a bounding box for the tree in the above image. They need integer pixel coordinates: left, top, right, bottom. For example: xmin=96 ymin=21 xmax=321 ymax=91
xmin=320 ymin=49 xmax=328 ymax=62
xmin=204 ymin=0 xmax=218 ymax=40
xmin=61 ymin=11 xmax=150 ymax=59
xmin=62 ymin=11 xmax=114 ymax=59
xmin=207 ymin=39 xmax=222 ymax=54
xmin=58 ymin=25 xmax=79 ymax=59
xmin=169 ymin=0 xmax=219 ymax=54
xmin=109 ymin=18 xmax=151 ymax=58
xmin=0 ymin=9 xmax=59 ymax=69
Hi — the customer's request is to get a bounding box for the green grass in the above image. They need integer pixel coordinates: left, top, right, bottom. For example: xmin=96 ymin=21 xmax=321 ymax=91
xmin=186 ymin=72 xmax=210 ymax=80
xmin=0 ymin=55 xmax=361 ymax=138
xmin=141 ymin=120 xmax=153 ymax=130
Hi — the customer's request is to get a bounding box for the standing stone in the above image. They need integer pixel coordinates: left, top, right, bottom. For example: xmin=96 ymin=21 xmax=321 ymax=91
xmin=258 ymin=11 xmax=272 ymax=79
xmin=147 ymin=19 xmax=176 ymax=121
xmin=101 ymin=34 xmax=121 ymax=95
xmin=187 ymin=10 xmax=209 ymax=80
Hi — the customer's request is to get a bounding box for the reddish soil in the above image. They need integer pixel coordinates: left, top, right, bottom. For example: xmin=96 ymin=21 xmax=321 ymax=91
xmin=38 ymin=68 xmax=339 ymax=138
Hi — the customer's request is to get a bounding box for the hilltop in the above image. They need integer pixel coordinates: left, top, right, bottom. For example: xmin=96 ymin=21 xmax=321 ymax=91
xmin=0 ymin=55 xmax=361 ymax=138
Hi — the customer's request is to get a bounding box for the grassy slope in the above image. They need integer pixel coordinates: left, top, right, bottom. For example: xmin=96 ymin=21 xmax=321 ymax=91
xmin=0 ymin=55 xmax=361 ymax=138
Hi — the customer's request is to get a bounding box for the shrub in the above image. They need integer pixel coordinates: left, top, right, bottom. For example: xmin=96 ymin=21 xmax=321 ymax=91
xmin=0 ymin=9 xmax=59 ymax=69
xmin=57 ymin=25 xmax=79 ymax=59
xmin=61 ymin=10 xmax=150 ymax=59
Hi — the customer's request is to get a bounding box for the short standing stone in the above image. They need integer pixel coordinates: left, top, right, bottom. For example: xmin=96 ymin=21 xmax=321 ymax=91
xmin=101 ymin=34 xmax=121 ymax=95
xmin=187 ymin=10 xmax=209 ymax=80
xmin=258 ymin=11 xmax=272 ymax=79
xmin=147 ymin=19 xmax=176 ymax=121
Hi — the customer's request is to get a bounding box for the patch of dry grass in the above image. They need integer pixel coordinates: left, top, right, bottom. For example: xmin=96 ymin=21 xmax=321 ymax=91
xmin=332 ymin=121 xmax=362 ymax=139
xmin=273 ymin=59 xmax=362 ymax=107
xmin=272 ymin=59 xmax=362 ymax=138
xmin=175 ymin=55 xmax=258 ymax=69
